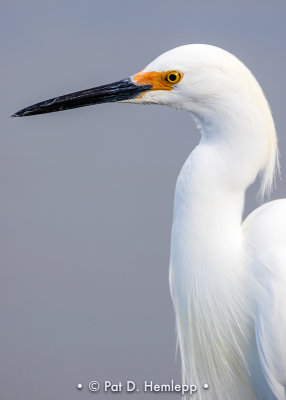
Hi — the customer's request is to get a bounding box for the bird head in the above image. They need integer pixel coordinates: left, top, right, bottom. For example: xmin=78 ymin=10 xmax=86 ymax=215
xmin=128 ymin=44 xmax=249 ymax=112
xmin=12 ymin=44 xmax=279 ymax=198
xmin=12 ymin=44 xmax=252 ymax=119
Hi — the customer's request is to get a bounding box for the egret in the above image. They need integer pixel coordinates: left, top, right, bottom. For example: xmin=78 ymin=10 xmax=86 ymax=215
xmin=13 ymin=44 xmax=286 ymax=400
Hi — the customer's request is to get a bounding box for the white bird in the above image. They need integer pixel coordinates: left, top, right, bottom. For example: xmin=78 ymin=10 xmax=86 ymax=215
xmin=13 ymin=44 xmax=286 ymax=400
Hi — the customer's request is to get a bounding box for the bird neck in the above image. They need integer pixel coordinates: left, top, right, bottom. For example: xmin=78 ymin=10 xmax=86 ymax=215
xmin=173 ymin=87 xmax=277 ymax=271
xmin=173 ymin=141 xmax=245 ymax=275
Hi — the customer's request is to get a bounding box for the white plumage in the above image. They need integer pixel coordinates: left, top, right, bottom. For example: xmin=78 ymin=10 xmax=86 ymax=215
xmin=14 ymin=43 xmax=286 ymax=400
xmin=135 ymin=45 xmax=286 ymax=399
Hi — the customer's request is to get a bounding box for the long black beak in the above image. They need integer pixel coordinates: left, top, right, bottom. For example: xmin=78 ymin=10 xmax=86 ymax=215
xmin=11 ymin=77 xmax=152 ymax=117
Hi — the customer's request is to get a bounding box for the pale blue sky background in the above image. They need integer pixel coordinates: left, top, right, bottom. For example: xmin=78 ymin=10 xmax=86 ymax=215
xmin=1 ymin=1 xmax=286 ymax=399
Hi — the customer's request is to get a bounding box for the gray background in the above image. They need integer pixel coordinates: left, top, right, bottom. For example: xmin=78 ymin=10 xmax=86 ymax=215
xmin=1 ymin=1 xmax=285 ymax=399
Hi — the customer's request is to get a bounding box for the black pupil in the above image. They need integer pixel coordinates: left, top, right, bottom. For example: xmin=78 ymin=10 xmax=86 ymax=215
xmin=168 ymin=73 xmax=177 ymax=82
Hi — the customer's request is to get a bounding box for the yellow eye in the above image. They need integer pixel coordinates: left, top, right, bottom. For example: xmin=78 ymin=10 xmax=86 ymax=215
xmin=164 ymin=71 xmax=183 ymax=84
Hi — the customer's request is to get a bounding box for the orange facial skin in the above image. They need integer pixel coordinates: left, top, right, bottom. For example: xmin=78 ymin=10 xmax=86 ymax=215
xmin=132 ymin=70 xmax=183 ymax=92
